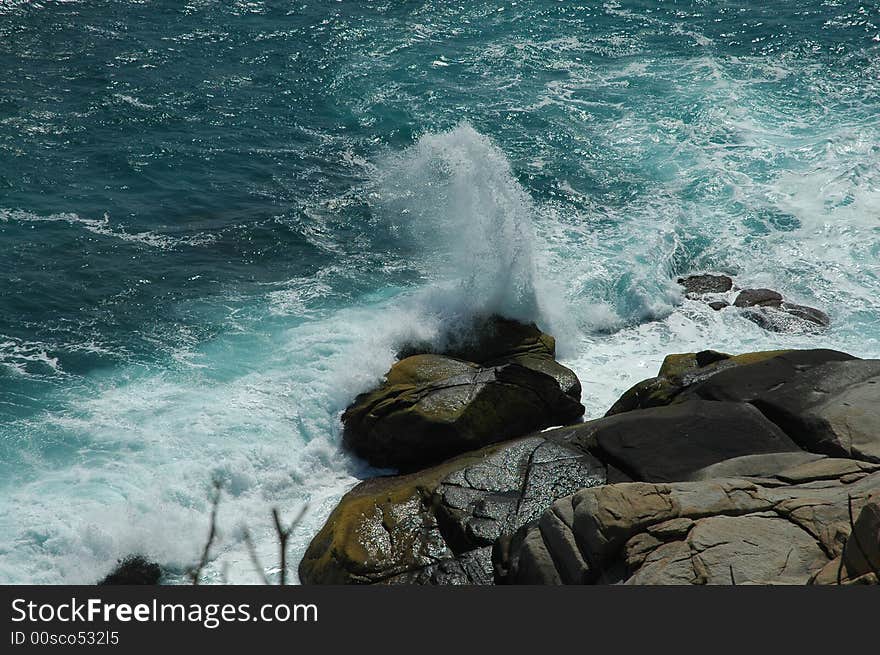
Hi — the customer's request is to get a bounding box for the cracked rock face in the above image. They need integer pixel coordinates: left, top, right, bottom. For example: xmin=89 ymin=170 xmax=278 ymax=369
xmin=342 ymin=319 xmax=584 ymax=471
xmin=298 ymin=436 xmax=606 ymax=585
xmin=500 ymin=458 xmax=880 ymax=585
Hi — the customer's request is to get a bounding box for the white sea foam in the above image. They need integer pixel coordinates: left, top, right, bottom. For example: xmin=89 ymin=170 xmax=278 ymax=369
xmin=0 ymin=209 xmax=216 ymax=250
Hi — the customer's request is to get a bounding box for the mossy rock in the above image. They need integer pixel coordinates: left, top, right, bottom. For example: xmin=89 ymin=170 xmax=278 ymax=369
xmin=344 ymin=316 xmax=585 ymax=470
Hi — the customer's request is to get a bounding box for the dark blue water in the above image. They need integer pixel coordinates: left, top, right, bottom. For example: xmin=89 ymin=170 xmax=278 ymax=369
xmin=1 ymin=1 xmax=879 ymax=583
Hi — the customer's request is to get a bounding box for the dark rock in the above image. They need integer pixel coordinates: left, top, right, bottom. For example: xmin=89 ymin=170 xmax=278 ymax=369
xmin=707 ymin=300 xmax=729 ymax=311
xmin=605 ymin=349 xmax=798 ymax=416
xmin=781 ymin=302 xmax=830 ymax=327
xmin=677 ymin=274 xmax=734 ymax=296
xmin=298 ymin=436 xmax=606 ymax=585
xmin=751 ymin=359 xmax=880 ymax=462
xmin=734 ymin=288 xmax=783 ymax=308
xmin=98 ymin=556 xmax=161 ymax=585
xmin=681 ymin=349 xmax=857 ymax=404
xmin=743 ymin=302 xmax=831 ymax=332
xmin=343 ymin=360 xmax=584 ymax=470
xmin=555 ymin=400 xmax=800 ymax=483
xmin=399 ymin=315 xmax=581 ymax=400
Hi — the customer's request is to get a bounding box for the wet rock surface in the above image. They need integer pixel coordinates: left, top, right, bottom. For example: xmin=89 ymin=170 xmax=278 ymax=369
xmin=676 ymin=274 xmax=830 ymax=331
xmin=342 ymin=317 xmax=584 ymax=471
xmin=298 ymin=436 xmax=606 ymax=584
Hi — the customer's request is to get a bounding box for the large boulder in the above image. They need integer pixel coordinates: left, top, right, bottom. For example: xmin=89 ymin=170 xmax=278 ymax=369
xmin=607 ymin=349 xmax=880 ymax=464
xmin=550 ymin=400 xmax=800 ymax=483
xmin=298 ymin=436 xmax=606 ymax=585
xmin=500 ymin=458 xmax=880 ymax=585
xmin=751 ymin=360 xmax=880 ymax=462
xmin=813 ymin=495 xmax=880 ymax=585
xmin=343 ymin=317 xmax=585 ymax=470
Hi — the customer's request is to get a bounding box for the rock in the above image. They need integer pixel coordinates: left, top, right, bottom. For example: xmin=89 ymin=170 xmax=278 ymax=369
xmin=606 ymin=349 xmax=801 ymax=416
xmin=299 ymin=436 xmax=606 ymax=585
xmin=734 ymin=288 xmax=783 ymax=308
xmin=708 ymin=300 xmax=729 ymax=311
xmin=98 ymin=556 xmax=161 ymax=585
xmin=812 ymin=495 xmax=879 ymax=585
xmin=751 ymin=360 xmax=880 ymax=462
xmin=780 ymin=302 xmax=830 ymax=327
xmin=398 ymin=315 xmax=581 ymax=400
xmin=742 ymin=302 xmax=830 ymax=332
xmin=343 ymin=360 xmax=584 ymax=470
xmin=554 ymin=400 xmax=800 ymax=483
xmin=687 ymin=452 xmax=827 ymax=481
xmin=342 ymin=316 xmax=586 ymax=470
xmin=680 ymin=349 xmax=857 ymax=404
xmin=501 ymin=460 xmax=880 ymax=585
xmin=608 ymin=349 xmax=880 ymax=463
xmin=677 ymin=274 xmax=734 ymax=296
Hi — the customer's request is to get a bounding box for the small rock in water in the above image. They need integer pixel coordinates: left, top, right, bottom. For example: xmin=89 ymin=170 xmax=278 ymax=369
xmin=98 ymin=555 xmax=161 ymax=585
xmin=781 ymin=302 xmax=830 ymax=327
xmin=707 ymin=300 xmax=729 ymax=311
xmin=734 ymin=288 xmax=783 ymax=308
xmin=677 ymin=274 xmax=734 ymax=296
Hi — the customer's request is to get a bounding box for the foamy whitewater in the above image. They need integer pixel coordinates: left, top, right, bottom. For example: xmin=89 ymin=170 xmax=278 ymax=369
xmin=1 ymin=1 xmax=879 ymax=583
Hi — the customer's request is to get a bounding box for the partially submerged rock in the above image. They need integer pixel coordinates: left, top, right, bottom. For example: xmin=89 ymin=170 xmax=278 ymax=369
xmin=298 ymin=436 xmax=606 ymax=584
xmin=343 ymin=316 xmax=584 ymax=470
xmin=500 ymin=459 xmax=880 ymax=585
xmin=734 ymin=288 xmax=783 ymax=308
xmin=676 ymin=275 xmax=830 ymax=331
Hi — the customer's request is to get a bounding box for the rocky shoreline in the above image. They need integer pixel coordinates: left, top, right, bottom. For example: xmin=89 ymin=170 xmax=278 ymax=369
xmin=299 ymin=310 xmax=880 ymax=586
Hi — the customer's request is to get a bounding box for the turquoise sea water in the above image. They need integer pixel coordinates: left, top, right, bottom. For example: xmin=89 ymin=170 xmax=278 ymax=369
xmin=1 ymin=1 xmax=879 ymax=583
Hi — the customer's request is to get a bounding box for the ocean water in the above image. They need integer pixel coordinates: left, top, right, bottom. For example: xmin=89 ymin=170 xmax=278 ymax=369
xmin=1 ymin=1 xmax=879 ymax=584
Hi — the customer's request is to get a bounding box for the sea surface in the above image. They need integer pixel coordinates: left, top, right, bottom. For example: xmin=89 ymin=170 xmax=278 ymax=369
xmin=1 ymin=0 xmax=879 ymax=583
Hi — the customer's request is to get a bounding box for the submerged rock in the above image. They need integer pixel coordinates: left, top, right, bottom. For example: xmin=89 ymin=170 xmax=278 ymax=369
xmin=98 ymin=556 xmax=161 ymax=585
xmin=343 ymin=316 xmax=584 ymax=470
xmin=500 ymin=459 xmax=880 ymax=585
xmin=298 ymin=436 xmax=606 ymax=585
xmin=743 ymin=302 xmax=831 ymax=332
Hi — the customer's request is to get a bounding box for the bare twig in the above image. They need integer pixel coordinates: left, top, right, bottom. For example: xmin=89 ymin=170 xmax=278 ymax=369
xmin=272 ymin=505 xmax=308 ymax=585
xmin=190 ymin=478 xmax=223 ymax=585
xmin=242 ymin=528 xmax=271 ymax=585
